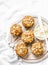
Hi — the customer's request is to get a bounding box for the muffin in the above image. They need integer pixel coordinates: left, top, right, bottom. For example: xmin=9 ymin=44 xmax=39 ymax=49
xmin=16 ymin=43 xmax=28 ymax=57
xmin=10 ymin=24 xmax=22 ymax=36
xmin=21 ymin=30 xmax=34 ymax=43
xmin=31 ymin=42 xmax=44 ymax=56
xmin=22 ymin=16 xmax=34 ymax=28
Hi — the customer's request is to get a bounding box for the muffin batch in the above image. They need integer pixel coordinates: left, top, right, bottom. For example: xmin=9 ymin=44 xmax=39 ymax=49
xmin=10 ymin=16 xmax=44 ymax=58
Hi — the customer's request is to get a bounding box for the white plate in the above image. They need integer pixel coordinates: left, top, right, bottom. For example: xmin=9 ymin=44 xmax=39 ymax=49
xmin=7 ymin=12 xmax=48 ymax=63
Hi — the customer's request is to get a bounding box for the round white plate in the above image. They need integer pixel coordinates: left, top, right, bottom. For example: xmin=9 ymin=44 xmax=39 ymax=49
xmin=7 ymin=12 xmax=48 ymax=63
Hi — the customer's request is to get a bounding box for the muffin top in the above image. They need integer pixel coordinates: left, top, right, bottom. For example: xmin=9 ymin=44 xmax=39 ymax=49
xmin=22 ymin=16 xmax=34 ymax=28
xmin=31 ymin=42 xmax=44 ymax=56
xmin=16 ymin=43 xmax=28 ymax=57
xmin=21 ymin=30 xmax=34 ymax=43
xmin=10 ymin=24 xmax=22 ymax=36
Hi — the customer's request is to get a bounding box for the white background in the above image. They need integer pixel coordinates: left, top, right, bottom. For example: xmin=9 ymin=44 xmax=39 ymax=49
xmin=0 ymin=0 xmax=48 ymax=65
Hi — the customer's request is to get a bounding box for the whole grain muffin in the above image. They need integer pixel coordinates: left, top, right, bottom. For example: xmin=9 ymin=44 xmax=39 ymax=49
xmin=10 ymin=24 xmax=22 ymax=36
xmin=22 ymin=16 xmax=34 ymax=28
xmin=21 ymin=30 xmax=34 ymax=44
xmin=31 ymin=42 xmax=44 ymax=56
xmin=16 ymin=43 xmax=28 ymax=57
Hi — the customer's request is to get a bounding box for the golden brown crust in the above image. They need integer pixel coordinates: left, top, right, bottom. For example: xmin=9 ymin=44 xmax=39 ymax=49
xmin=21 ymin=30 xmax=34 ymax=43
xmin=10 ymin=24 xmax=22 ymax=36
xmin=31 ymin=42 xmax=44 ymax=56
xmin=16 ymin=43 xmax=28 ymax=57
xmin=22 ymin=16 xmax=34 ymax=28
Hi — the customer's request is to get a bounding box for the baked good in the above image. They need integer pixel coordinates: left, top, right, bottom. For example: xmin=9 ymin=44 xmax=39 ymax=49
xmin=22 ymin=16 xmax=34 ymax=28
xmin=10 ymin=24 xmax=22 ymax=36
xmin=31 ymin=42 xmax=44 ymax=56
xmin=16 ymin=43 xmax=28 ymax=57
xmin=21 ymin=30 xmax=34 ymax=43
